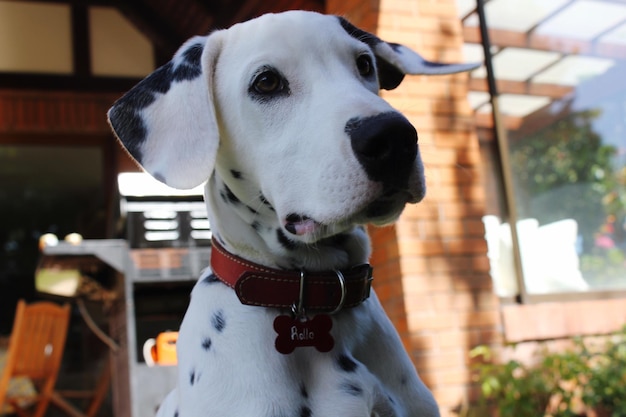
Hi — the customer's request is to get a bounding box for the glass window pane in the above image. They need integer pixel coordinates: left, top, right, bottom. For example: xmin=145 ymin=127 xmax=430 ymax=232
xmin=468 ymin=0 xmax=626 ymax=295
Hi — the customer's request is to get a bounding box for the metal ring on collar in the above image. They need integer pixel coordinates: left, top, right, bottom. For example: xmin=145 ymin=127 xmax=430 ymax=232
xmin=291 ymin=269 xmax=347 ymax=317
xmin=291 ymin=270 xmax=307 ymax=318
xmin=328 ymin=270 xmax=347 ymax=315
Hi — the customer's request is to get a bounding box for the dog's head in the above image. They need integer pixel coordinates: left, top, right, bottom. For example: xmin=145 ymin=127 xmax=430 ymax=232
xmin=108 ymin=11 xmax=477 ymax=244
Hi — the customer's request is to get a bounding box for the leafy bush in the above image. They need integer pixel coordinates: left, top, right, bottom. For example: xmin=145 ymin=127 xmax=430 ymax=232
xmin=581 ymin=330 xmax=626 ymax=416
xmin=469 ymin=326 xmax=626 ymax=417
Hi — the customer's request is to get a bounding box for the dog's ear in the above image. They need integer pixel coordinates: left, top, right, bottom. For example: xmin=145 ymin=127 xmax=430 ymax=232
xmin=338 ymin=17 xmax=479 ymax=90
xmin=108 ymin=33 xmax=224 ymax=189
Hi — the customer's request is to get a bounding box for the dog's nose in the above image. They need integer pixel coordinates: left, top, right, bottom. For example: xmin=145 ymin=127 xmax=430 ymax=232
xmin=346 ymin=112 xmax=418 ymax=189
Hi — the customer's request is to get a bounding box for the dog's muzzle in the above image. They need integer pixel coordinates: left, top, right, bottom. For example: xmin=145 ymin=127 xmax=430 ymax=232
xmin=346 ymin=112 xmax=418 ymax=191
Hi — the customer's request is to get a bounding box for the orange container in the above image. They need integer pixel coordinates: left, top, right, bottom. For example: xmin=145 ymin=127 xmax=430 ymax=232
xmin=143 ymin=331 xmax=178 ymax=366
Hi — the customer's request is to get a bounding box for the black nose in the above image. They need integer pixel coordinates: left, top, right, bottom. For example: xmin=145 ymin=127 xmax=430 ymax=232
xmin=346 ymin=112 xmax=418 ymax=189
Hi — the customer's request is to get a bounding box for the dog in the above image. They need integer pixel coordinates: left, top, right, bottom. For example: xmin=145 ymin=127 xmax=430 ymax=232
xmin=108 ymin=10 xmax=477 ymax=417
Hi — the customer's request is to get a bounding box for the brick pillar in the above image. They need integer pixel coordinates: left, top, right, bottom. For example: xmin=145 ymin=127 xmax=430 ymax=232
xmin=326 ymin=1 xmax=503 ymax=415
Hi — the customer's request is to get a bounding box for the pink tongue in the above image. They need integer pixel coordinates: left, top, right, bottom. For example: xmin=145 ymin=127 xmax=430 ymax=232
xmin=292 ymin=219 xmax=317 ymax=235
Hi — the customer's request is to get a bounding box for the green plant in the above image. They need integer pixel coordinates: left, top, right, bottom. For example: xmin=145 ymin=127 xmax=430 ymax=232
xmin=470 ymin=345 xmax=556 ymax=417
xmin=581 ymin=328 xmax=626 ymax=416
xmin=469 ymin=326 xmax=626 ymax=417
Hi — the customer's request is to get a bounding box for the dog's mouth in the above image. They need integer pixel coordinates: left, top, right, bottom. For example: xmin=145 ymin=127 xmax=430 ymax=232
xmin=284 ymin=213 xmax=319 ymax=236
xmin=283 ymin=189 xmax=420 ymax=239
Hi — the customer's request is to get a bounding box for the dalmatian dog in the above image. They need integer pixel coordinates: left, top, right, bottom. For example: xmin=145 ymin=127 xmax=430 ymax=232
xmin=108 ymin=10 xmax=477 ymax=417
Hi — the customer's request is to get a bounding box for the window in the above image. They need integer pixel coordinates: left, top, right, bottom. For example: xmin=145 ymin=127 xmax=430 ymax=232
xmin=459 ymin=0 xmax=626 ymax=300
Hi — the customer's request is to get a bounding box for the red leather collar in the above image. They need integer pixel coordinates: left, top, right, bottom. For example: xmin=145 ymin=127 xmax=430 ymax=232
xmin=210 ymin=238 xmax=373 ymax=313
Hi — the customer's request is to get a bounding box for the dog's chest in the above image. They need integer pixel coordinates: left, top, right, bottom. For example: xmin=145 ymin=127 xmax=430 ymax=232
xmin=175 ymin=273 xmax=398 ymax=417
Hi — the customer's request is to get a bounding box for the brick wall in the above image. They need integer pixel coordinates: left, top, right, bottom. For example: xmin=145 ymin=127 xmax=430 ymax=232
xmin=327 ymin=1 xmax=502 ymax=415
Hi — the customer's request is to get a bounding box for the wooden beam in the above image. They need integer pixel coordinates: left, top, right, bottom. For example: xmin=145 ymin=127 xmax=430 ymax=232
xmin=0 ymin=0 xmax=110 ymax=5
xmin=469 ymin=78 xmax=574 ymax=99
xmin=223 ymin=0 xmax=267 ymax=27
xmin=71 ymin=2 xmax=91 ymax=77
xmin=463 ymin=26 xmax=626 ymax=61
xmin=0 ymin=73 xmax=141 ymax=92
xmin=473 ymin=112 xmax=523 ymax=131
xmin=210 ymin=0 xmax=250 ymax=29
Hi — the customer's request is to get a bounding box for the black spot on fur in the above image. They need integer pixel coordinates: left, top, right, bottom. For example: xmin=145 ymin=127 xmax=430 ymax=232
xmin=340 ymin=381 xmax=363 ymax=396
xmin=189 ymin=369 xmax=196 ymax=386
xmin=259 ymin=194 xmax=275 ymax=211
xmin=121 ymin=65 xmax=170 ymax=113
xmin=108 ymin=41 xmax=205 ymax=162
xmin=220 ymin=184 xmax=240 ymax=205
xmin=337 ymin=354 xmax=358 ymax=372
xmin=212 ymin=310 xmax=226 ymax=332
xmin=338 ymin=17 xmax=381 ymax=47
xmin=299 ymin=406 xmax=312 ymax=417
xmin=153 ymin=172 xmax=166 ymax=184
xmin=174 ymin=410 xmax=178 ymax=417
xmin=375 ymin=58 xmax=406 ymax=90
xmin=300 ymin=382 xmax=309 ymax=399
xmin=170 ymin=42 xmax=203 ymax=82
xmin=399 ymin=373 xmax=408 ymax=386
xmin=201 ymin=337 xmax=212 ymax=351
xmin=247 ymin=205 xmax=259 ymax=215
xmin=388 ymin=42 xmax=402 ymax=52
xmin=140 ymin=62 xmax=176 ymax=95
xmin=108 ymin=96 xmax=150 ymax=161
xmin=172 ymin=64 xmax=200 ymax=81
xmin=276 ymin=229 xmax=298 ymax=250
xmin=252 ymin=221 xmax=261 ymax=231
xmin=230 ymin=169 xmax=243 ymax=179
xmin=201 ymin=273 xmax=220 ymax=285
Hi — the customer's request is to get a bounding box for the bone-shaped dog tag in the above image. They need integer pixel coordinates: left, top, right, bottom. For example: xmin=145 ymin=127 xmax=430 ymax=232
xmin=273 ymin=314 xmax=334 ymax=354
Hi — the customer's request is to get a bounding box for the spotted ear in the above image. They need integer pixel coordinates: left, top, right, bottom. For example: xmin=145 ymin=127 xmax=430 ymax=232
xmin=108 ymin=32 xmax=224 ymax=190
xmin=338 ymin=17 xmax=480 ymax=90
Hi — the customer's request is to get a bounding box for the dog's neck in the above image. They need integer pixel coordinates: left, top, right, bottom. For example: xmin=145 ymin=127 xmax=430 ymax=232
xmin=204 ymin=172 xmax=371 ymax=271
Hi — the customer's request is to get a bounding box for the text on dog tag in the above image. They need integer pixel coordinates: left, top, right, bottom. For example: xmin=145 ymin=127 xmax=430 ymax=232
xmin=273 ymin=314 xmax=334 ymax=354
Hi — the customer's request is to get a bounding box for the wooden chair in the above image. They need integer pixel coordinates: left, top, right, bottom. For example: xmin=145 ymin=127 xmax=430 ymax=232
xmin=0 ymin=299 xmax=71 ymax=417
xmin=49 ymin=357 xmax=111 ymax=417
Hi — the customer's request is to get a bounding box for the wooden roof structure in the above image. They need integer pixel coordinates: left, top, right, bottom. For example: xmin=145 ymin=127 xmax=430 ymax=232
xmin=2 ymin=0 xmax=324 ymax=92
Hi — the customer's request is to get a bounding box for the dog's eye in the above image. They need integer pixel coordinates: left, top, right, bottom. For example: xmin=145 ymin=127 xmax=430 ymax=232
xmin=253 ymin=70 xmax=284 ymax=94
xmin=356 ymin=54 xmax=374 ymax=77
